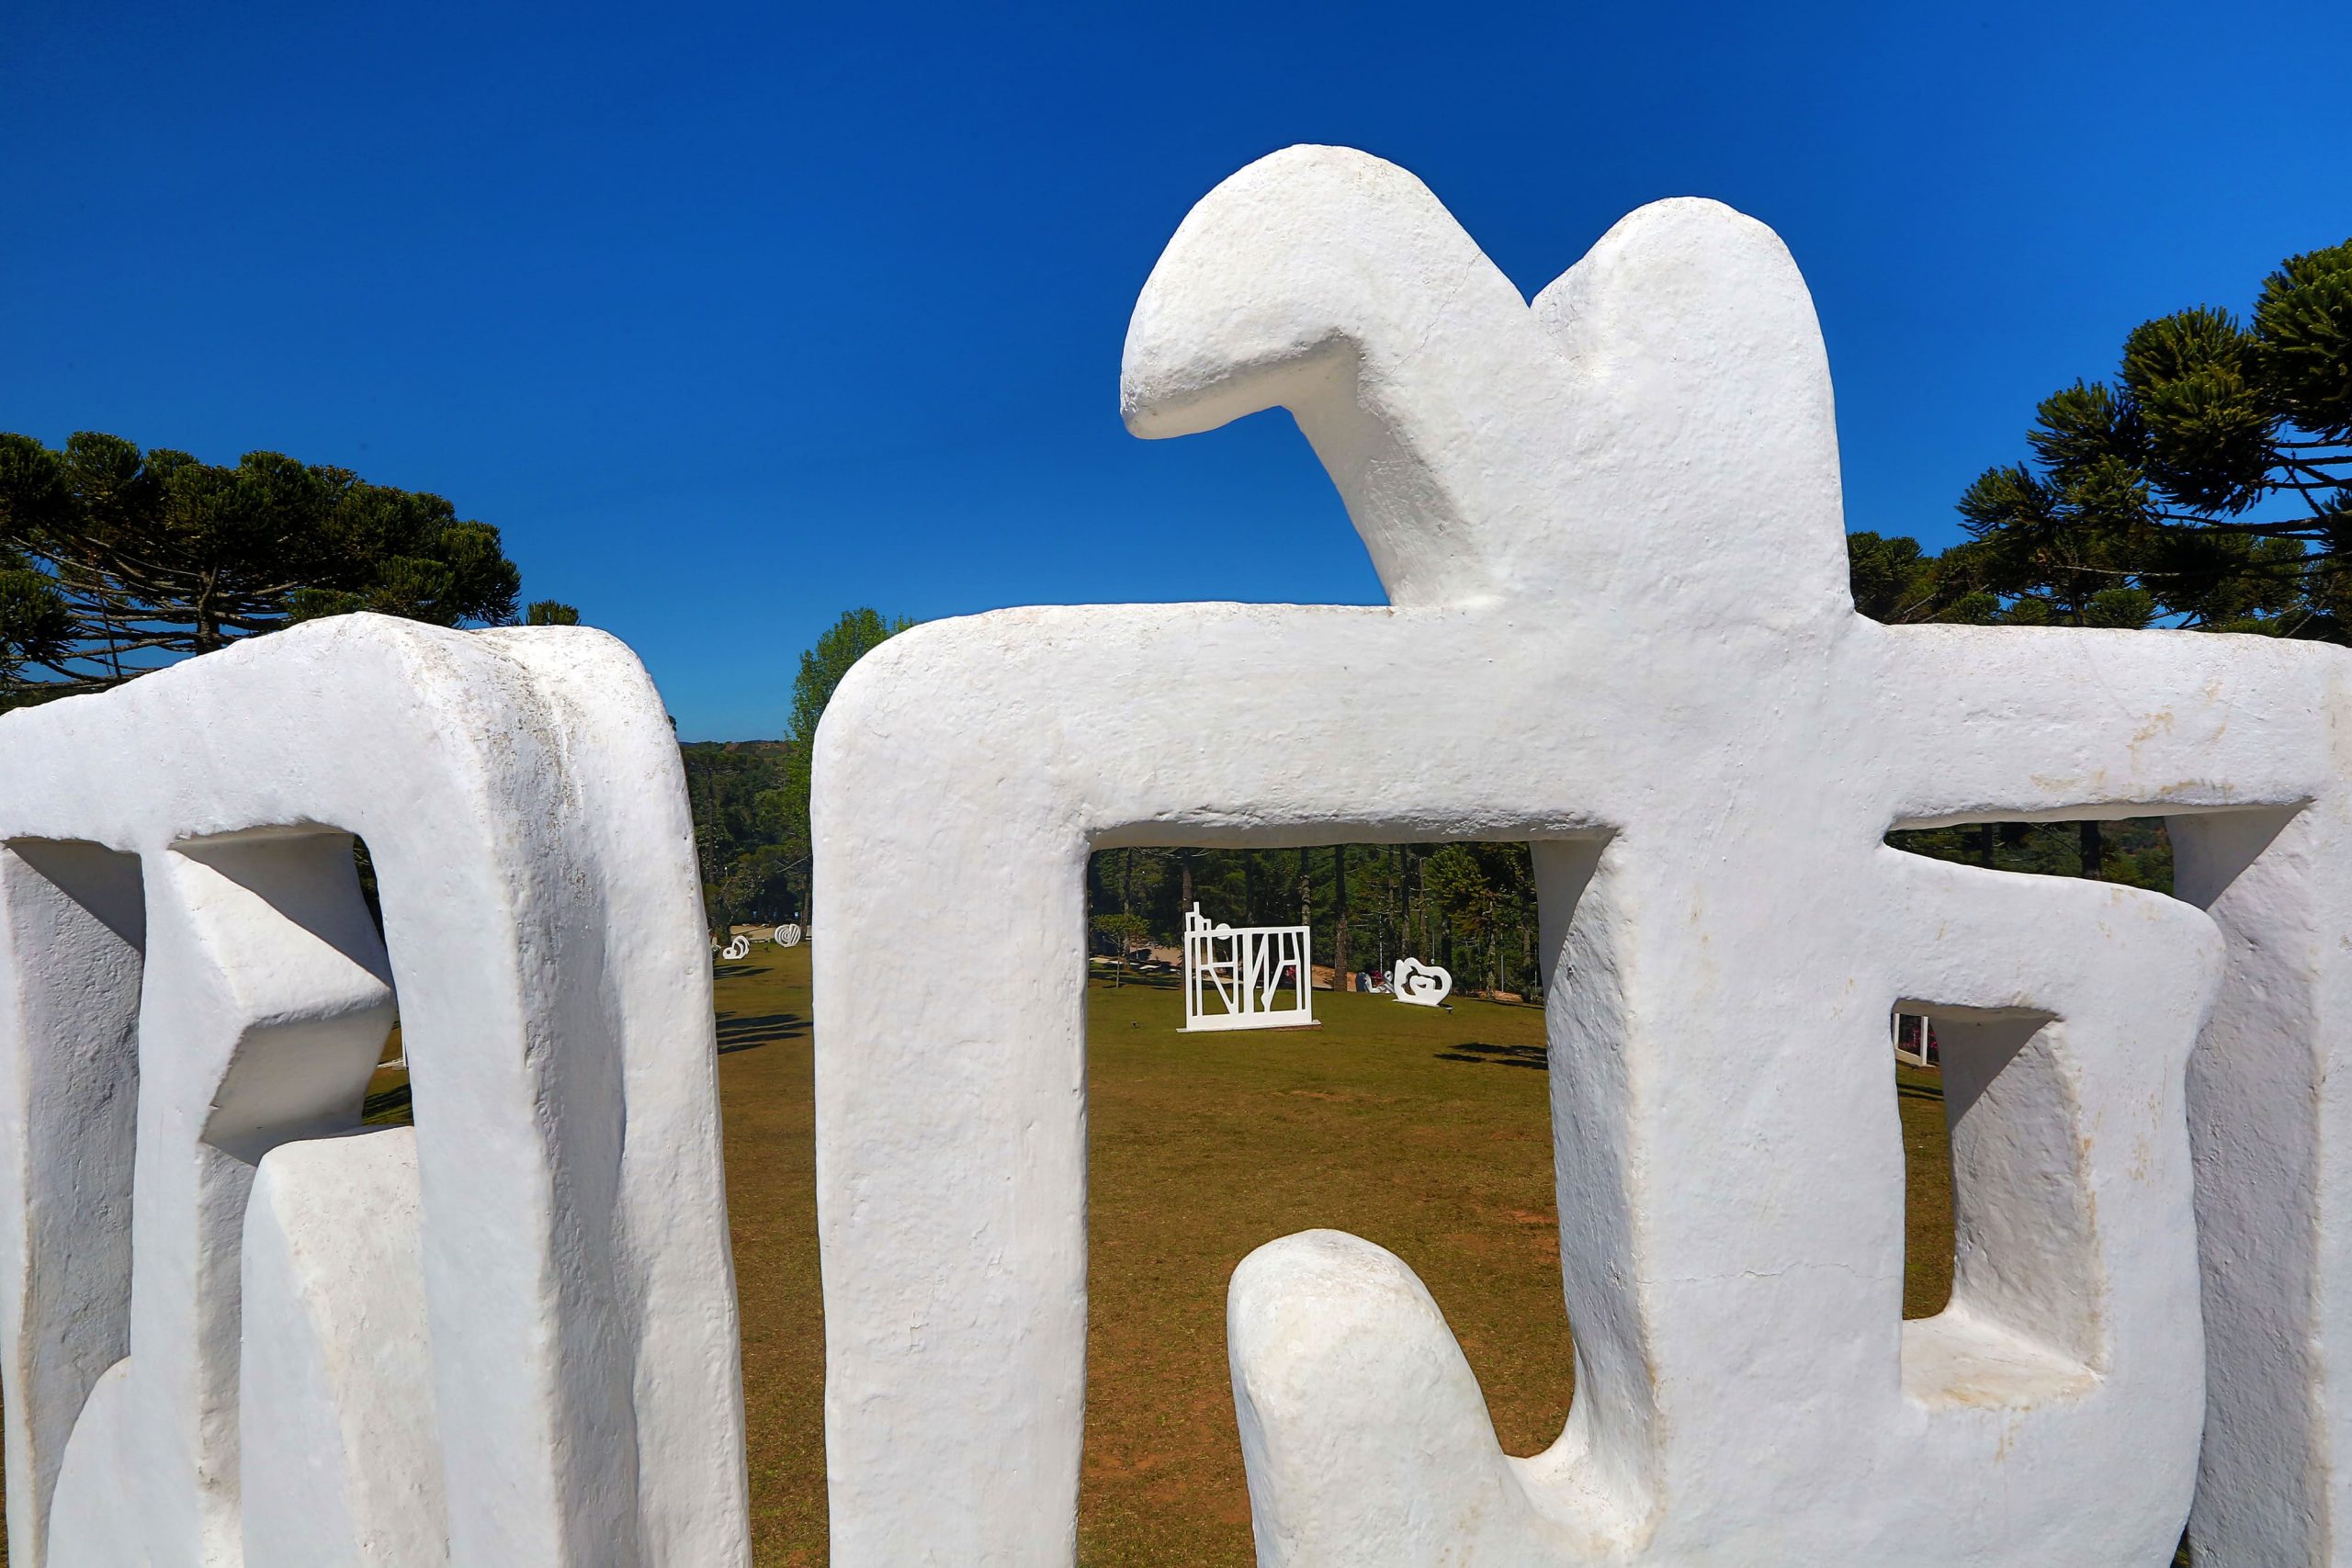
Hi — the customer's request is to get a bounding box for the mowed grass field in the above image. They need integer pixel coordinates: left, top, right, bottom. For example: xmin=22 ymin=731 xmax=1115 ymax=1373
xmin=717 ymin=943 xmax=1957 ymax=1566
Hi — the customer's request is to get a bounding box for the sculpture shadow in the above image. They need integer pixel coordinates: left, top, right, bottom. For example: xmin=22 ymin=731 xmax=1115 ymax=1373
xmin=718 ymin=1010 xmax=808 ymax=1055
xmin=1433 ymin=1042 xmax=1547 ymax=1070
xmin=361 ymin=1082 xmax=413 ymax=1126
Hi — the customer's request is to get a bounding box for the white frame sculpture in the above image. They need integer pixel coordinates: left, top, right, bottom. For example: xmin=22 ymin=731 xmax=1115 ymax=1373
xmin=1181 ymin=903 xmax=1314 ymax=1032
xmin=811 ymin=145 xmax=2352 ymax=1568
xmin=0 ymin=615 xmax=750 ymax=1567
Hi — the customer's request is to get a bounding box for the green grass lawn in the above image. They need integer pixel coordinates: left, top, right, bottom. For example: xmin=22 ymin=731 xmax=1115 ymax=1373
xmin=714 ymin=945 xmax=1957 ymax=1565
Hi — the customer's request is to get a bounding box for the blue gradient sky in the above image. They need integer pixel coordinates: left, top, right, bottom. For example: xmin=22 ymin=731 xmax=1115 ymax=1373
xmin=6 ymin=2 xmax=2349 ymax=737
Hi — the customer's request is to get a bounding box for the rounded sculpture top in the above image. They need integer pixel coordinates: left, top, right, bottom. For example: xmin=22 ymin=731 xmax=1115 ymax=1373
xmin=1120 ymin=144 xmax=1853 ymax=629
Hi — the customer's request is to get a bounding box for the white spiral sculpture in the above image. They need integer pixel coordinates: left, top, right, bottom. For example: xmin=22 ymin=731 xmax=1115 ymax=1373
xmin=720 ymin=935 xmax=751 ymax=962
xmin=774 ymin=924 xmax=803 ymax=948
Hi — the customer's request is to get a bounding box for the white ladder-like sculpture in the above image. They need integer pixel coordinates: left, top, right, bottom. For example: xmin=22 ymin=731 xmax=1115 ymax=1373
xmin=1182 ymin=904 xmax=1313 ymax=1032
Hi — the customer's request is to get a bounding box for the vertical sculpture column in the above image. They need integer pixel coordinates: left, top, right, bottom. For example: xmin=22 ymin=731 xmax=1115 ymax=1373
xmin=0 ymin=613 xmax=752 ymax=1567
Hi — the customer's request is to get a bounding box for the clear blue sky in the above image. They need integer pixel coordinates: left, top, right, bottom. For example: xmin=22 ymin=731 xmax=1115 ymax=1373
xmin=6 ymin=2 xmax=2348 ymax=738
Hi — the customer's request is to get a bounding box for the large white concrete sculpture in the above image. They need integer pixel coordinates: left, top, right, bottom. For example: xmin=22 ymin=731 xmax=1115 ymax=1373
xmin=0 ymin=615 xmax=751 ymax=1567
xmin=814 ymin=144 xmax=2352 ymax=1566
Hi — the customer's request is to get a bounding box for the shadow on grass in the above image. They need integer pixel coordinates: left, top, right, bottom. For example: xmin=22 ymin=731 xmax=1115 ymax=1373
xmin=1434 ymin=1042 xmax=1547 ymax=1070
xmin=1091 ymin=971 xmax=1182 ymax=990
xmin=719 ymin=1010 xmax=808 ymax=1055
xmin=1897 ymin=1077 xmax=1945 ymax=1105
xmin=362 ymin=1083 xmax=413 ymax=1126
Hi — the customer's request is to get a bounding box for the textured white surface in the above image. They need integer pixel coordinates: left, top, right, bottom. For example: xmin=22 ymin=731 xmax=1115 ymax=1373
xmin=0 ymin=615 xmax=750 ymax=1567
xmin=241 ymin=1127 xmax=440 ymax=1568
xmin=815 ymin=145 xmax=2352 ymax=1565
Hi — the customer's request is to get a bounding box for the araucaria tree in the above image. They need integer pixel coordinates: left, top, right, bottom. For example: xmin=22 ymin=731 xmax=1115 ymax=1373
xmin=1956 ymin=237 xmax=2352 ymax=637
xmin=0 ymin=431 xmax=547 ymax=702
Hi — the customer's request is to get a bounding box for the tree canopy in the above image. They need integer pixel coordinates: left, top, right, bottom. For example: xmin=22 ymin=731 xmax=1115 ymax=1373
xmin=787 ymin=607 xmax=914 ymax=748
xmin=0 ymin=430 xmax=548 ymax=702
xmin=778 ymin=608 xmax=912 ymax=887
xmin=1950 ymin=236 xmax=2352 ymax=637
xmin=684 ymin=607 xmax=913 ymax=935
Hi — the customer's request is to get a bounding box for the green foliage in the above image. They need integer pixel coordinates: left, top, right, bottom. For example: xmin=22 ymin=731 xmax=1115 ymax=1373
xmin=788 ymin=607 xmax=913 ymax=747
xmin=525 ymin=599 xmax=581 ymax=626
xmin=1845 ymin=530 xmax=2002 ymax=626
xmin=683 ymin=740 xmax=802 ymax=934
xmin=2254 ymin=240 xmax=2352 ymax=441
xmin=1886 ymin=817 xmax=2174 ymax=894
xmin=1846 ymin=530 xmax=1935 ymax=622
xmin=779 ymin=607 xmax=912 ymax=889
xmin=1952 ymin=234 xmax=2352 ymax=637
xmin=0 ymin=430 xmax=543 ymax=700
xmin=685 ymin=607 xmax=914 ymax=935
xmin=1092 ymin=912 xmax=1153 ymax=982
xmin=0 ymin=542 xmax=73 ymax=682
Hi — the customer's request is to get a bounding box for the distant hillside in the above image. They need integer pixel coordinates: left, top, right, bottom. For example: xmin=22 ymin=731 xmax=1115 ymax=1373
xmin=681 ymin=739 xmax=804 ymax=930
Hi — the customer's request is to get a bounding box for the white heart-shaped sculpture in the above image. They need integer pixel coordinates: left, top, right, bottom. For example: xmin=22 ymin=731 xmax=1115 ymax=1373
xmin=1392 ymin=957 xmax=1452 ymax=1007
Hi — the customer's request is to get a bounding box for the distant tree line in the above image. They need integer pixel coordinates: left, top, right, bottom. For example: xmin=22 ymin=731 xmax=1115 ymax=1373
xmin=685 ymin=607 xmax=910 ymax=936
xmin=1086 ymin=819 xmax=2177 ymax=1004
xmin=682 ymin=739 xmax=802 ymax=933
xmin=1088 ymin=843 xmax=1544 ymax=1000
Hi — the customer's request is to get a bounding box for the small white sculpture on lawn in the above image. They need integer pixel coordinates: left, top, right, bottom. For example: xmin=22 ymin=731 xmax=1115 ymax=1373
xmin=1391 ymin=956 xmax=1451 ymax=1008
xmin=1181 ymin=904 xmax=1313 ymax=1032
xmin=812 ymin=144 xmax=2352 ymax=1568
xmin=0 ymin=615 xmax=750 ymax=1567
xmin=773 ymin=923 xmax=803 ymax=947
xmin=720 ymin=934 xmax=752 ymax=961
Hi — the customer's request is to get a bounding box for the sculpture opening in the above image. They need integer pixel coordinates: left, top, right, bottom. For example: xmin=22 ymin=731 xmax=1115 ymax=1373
xmin=1889 ymin=1010 xmax=1955 ymax=1322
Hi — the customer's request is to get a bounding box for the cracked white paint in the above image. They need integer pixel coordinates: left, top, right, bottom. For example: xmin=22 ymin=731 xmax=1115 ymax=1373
xmin=815 ymin=146 xmax=2352 ymax=1565
xmin=0 ymin=615 xmax=750 ymax=1567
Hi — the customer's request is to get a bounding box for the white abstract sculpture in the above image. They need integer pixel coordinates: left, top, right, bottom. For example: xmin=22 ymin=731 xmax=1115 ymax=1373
xmin=774 ymin=922 xmax=803 ymax=947
xmin=813 ymin=144 xmax=2352 ymax=1567
xmin=0 ymin=615 xmax=751 ymax=1567
xmin=1182 ymin=903 xmax=1314 ymax=1032
xmin=1893 ymin=1011 xmax=1934 ymax=1067
xmin=720 ymin=934 xmax=752 ymax=961
xmin=1391 ymin=956 xmax=1451 ymax=1008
